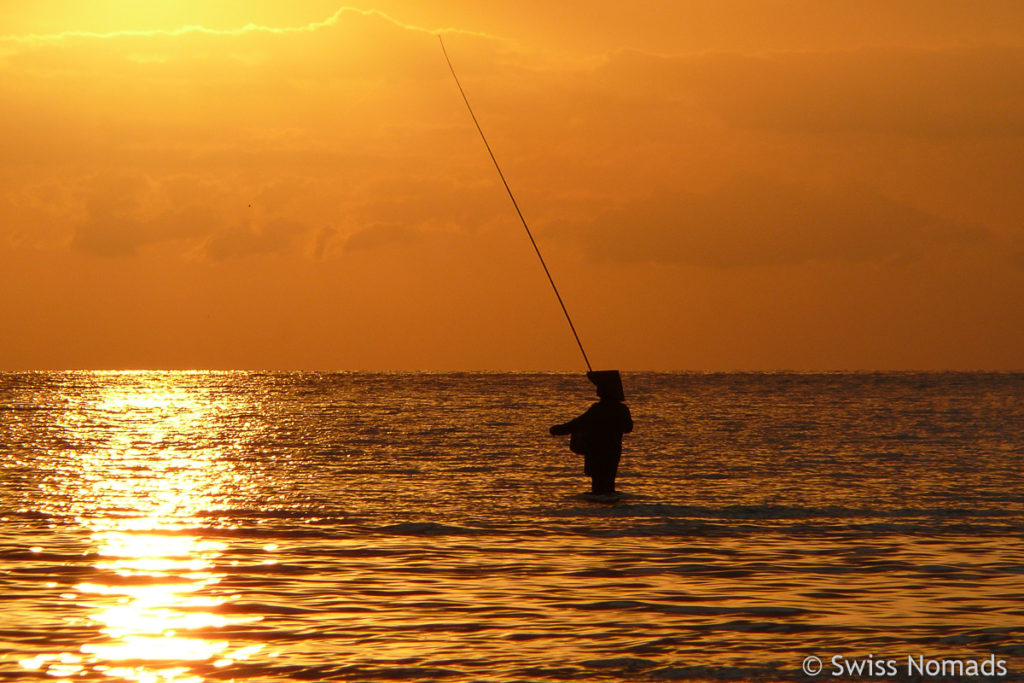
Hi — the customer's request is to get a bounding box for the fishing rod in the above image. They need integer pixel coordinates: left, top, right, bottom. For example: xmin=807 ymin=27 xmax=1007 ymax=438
xmin=438 ymin=35 xmax=593 ymax=373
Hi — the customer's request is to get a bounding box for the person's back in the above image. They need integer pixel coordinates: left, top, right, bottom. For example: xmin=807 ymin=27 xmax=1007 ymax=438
xmin=578 ymin=397 xmax=632 ymax=456
xmin=550 ymin=371 xmax=633 ymax=495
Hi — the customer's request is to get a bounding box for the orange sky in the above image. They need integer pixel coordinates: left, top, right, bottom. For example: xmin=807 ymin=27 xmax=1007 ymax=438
xmin=2 ymin=1 xmax=1023 ymax=370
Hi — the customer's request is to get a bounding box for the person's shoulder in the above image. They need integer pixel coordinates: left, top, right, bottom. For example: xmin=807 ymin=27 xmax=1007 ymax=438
xmin=610 ymin=400 xmax=631 ymax=416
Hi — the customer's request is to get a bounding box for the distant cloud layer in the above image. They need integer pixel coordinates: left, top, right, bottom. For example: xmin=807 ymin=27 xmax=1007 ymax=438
xmin=1 ymin=2 xmax=1022 ymax=368
xmin=601 ymin=46 xmax=1024 ymax=139
xmin=575 ymin=179 xmax=987 ymax=267
xmin=2 ymin=7 xmax=1021 ymax=266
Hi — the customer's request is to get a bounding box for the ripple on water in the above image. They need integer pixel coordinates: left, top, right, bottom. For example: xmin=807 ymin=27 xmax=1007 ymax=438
xmin=1 ymin=371 xmax=1023 ymax=681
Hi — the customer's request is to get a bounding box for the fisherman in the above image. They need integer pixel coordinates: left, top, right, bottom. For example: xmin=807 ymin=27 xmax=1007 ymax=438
xmin=550 ymin=371 xmax=633 ymax=495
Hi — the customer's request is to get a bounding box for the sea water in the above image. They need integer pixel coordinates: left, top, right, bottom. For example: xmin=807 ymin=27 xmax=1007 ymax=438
xmin=1 ymin=371 xmax=1022 ymax=682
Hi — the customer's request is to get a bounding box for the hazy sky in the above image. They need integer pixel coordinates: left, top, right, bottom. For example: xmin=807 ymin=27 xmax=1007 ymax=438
xmin=2 ymin=1 xmax=1023 ymax=370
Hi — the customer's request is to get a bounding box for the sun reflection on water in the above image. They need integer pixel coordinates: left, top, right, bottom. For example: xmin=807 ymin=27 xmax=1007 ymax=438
xmin=23 ymin=372 xmax=262 ymax=682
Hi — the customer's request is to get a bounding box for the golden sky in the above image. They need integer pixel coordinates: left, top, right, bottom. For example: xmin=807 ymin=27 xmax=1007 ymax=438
xmin=2 ymin=1 xmax=1023 ymax=370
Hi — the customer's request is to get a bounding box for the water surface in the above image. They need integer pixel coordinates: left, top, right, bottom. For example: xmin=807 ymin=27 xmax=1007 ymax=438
xmin=1 ymin=372 xmax=1023 ymax=681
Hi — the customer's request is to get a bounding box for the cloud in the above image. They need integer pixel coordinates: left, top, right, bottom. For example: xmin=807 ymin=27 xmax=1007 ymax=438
xmin=599 ymin=45 xmax=1024 ymax=139
xmin=0 ymin=4 xmax=520 ymax=253
xmin=0 ymin=6 xmax=492 ymax=47
xmin=1008 ymin=231 xmax=1024 ymax=270
xmin=71 ymin=205 xmax=214 ymax=257
xmin=199 ymin=218 xmax=308 ymax=260
xmin=309 ymin=225 xmax=339 ymax=261
xmin=343 ymin=223 xmax=424 ymax=252
xmin=572 ymin=178 xmax=988 ymax=268
xmin=2 ymin=5 xmax=1019 ymax=275
xmin=61 ymin=174 xmax=318 ymax=260
xmin=69 ymin=174 xmax=216 ymax=256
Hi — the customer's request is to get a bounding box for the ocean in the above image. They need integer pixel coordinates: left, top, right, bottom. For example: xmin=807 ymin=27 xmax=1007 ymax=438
xmin=1 ymin=371 xmax=1022 ymax=682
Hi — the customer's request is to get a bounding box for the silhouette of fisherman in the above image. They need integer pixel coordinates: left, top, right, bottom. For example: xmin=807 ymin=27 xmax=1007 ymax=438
xmin=550 ymin=370 xmax=633 ymax=495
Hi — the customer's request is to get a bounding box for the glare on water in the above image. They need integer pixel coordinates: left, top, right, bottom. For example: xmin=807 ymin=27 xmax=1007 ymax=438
xmin=20 ymin=373 xmax=261 ymax=682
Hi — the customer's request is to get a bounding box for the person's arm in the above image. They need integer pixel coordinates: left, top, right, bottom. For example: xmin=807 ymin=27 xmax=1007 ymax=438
xmin=550 ymin=406 xmax=594 ymax=436
xmin=622 ymin=404 xmax=633 ymax=433
xmin=550 ymin=415 xmax=583 ymax=436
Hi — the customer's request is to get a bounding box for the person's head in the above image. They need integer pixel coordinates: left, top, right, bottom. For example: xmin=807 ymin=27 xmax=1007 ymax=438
xmin=587 ymin=370 xmax=624 ymax=401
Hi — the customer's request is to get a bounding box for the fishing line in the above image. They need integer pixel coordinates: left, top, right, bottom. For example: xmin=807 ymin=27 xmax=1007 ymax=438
xmin=439 ymin=35 xmax=592 ymax=372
